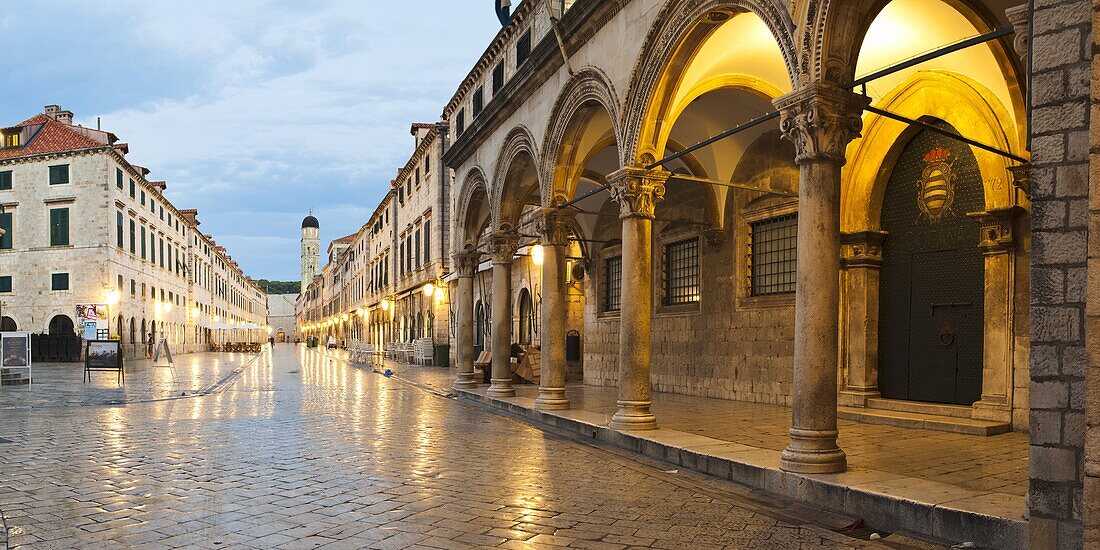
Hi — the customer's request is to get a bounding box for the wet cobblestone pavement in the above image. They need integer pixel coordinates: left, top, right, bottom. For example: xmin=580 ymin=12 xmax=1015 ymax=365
xmin=0 ymin=345 xmax=887 ymax=549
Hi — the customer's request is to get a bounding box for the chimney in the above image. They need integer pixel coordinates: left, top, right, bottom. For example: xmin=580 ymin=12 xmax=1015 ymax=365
xmin=44 ymin=105 xmax=74 ymax=125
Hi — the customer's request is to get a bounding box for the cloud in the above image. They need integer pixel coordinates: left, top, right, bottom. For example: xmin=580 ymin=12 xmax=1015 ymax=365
xmin=0 ymin=0 xmax=500 ymax=280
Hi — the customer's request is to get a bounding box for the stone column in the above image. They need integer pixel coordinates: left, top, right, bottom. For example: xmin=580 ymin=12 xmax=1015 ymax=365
xmin=774 ymin=83 xmax=869 ymax=474
xmin=452 ymin=250 xmax=479 ymax=389
xmin=839 ymin=230 xmax=886 ymax=407
xmin=488 ymin=231 xmax=519 ymax=397
xmin=607 ymin=166 xmax=668 ymax=430
xmin=970 ymin=204 xmax=1025 ymax=423
xmin=535 ymin=205 xmax=574 ymax=410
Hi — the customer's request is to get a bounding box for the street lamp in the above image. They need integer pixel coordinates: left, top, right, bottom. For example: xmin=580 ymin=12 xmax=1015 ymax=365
xmin=531 ymin=244 xmax=545 ymax=266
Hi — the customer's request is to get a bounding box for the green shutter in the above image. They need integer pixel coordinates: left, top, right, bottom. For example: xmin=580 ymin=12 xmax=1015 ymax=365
xmin=116 ymin=168 xmax=123 ymax=189
xmin=0 ymin=212 xmax=11 ymax=250
xmin=48 ymin=165 xmax=69 ymax=185
xmin=49 ymin=208 xmax=69 ymax=246
xmin=0 ymin=171 xmax=12 ymax=190
xmin=0 ymin=276 xmax=11 ymax=293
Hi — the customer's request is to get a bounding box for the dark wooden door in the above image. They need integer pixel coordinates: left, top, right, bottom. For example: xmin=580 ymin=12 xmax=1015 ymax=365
xmin=878 ymin=121 xmax=985 ymax=406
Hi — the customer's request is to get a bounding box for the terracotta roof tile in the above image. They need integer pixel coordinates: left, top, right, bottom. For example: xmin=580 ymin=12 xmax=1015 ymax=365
xmin=0 ymin=114 xmax=107 ymax=160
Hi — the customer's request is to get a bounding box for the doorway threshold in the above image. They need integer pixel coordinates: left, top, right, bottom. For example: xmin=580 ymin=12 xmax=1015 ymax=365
xmin=839 ymin=398 xmax=1010 ymax=436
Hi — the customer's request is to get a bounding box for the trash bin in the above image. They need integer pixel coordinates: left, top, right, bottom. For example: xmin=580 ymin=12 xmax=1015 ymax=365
xmin=433 ymin=344 xmax=450 ymax=367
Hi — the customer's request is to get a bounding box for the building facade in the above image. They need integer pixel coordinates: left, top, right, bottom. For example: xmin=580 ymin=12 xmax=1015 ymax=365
xmin=0 ymin=105 xmax=268 ymax=357
xmin=291 ymin=0 xmax=1100 ymax=546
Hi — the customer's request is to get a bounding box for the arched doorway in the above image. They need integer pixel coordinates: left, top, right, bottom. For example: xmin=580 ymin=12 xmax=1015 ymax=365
xmin=474 ymin=300 xmax=486 ymax=350
xmin=48 ymin=315 xmax=73 ymax=335
xmin=878 ymin=121 xmax=985 ymax=405
xmin=517 ymin=288 xmax=533 ymax=345
xmin=1 ymin=316 xmax=16 ymax=331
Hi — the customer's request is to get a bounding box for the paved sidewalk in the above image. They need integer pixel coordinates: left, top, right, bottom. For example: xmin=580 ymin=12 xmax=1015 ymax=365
xmin=0 ymin=351 xmax=261 ymax=409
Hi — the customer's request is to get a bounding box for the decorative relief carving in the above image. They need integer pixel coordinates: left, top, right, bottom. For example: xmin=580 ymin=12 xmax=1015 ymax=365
xmin=774 ymin=83 xmax=870 ymax=164
xmin=704 ymin=228 xmax=725 ymax=248
xmin=1005 ymin=5 xmax=1029 ymax=63
xmin=840 ymin=231 xmax=887 ymax=268
xmin=607 ymin=166 xmax=669 ymax=220
xmin=489 ymin=230 xmax=521 ymax=264
xmin=538 ymin=204 xmax=574 ymax=247
xmin=1008 ymin=163 xmax=1030 ymax=198
xmin=969 ymin=206 xmax=1025 ymax=254
xmin=452 ymin=251 xmax=480 ymax=278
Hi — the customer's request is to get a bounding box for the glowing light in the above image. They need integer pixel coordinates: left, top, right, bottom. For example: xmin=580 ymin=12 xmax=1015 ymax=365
xmin=423 ymin=283 xmax=435 ymax=297
xmin=341 ymin=313 xmax=349 ymax=322
xmin=531 ymin=244 xmax=544 ymax=266
xmin=164 ymin=302 xmax=173 ymax=314
xmin=105 ymin=290 xmax=120 ymax=305
xmin=381 ymin=299 xmax=390 ymax=312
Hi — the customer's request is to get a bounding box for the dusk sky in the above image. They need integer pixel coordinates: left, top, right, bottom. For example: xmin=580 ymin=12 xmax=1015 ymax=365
xmin=0 ymin=1 xmax=501 ymax=282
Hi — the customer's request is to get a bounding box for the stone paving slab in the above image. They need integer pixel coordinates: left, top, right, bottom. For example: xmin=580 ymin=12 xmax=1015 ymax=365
xmin=0 ymin=351 xmax=260 ymax=409
xmin=342 ymin=356 xmax=1027 ymax=548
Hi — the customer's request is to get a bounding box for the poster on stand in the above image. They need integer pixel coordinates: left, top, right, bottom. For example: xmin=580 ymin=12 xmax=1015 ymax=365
xmin=1 ymin=332 xmax=30 ymax=367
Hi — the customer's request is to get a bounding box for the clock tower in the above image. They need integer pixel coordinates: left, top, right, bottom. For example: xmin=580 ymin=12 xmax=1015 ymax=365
xmin=301 ymin=214 xmax=320 ymax=293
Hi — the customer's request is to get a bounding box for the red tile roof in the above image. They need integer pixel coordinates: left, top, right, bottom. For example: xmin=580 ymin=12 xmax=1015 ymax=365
xmin=0 ymin=114 xmax=108 ymax=160
xmin=333 ymin=232 xmax=357 ymax=244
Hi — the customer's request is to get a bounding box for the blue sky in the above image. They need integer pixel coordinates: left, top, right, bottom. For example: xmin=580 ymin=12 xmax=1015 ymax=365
xmin=0 ymin=1 xmax=501 ymax=281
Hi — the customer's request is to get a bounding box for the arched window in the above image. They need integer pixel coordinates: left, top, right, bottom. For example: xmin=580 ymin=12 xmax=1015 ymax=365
xmin=141 ymin=319 xmax=147 ymax=343
xmin=415 ymin=311 xmax=423 ymax=339
xmin=117 ymin=315 xmax=123 ymax=342
xmin=130 ymin=318 xmax=136 ymax=344
xmin=474 ymin=300 xmax=486 ymax=347
xmin=517 ymin=289 xmax=533 ymax=345
xmin=48 ymin=315 xmax=74 ymax=335
xmin=0 ymin=316 xmax=17 ymax=332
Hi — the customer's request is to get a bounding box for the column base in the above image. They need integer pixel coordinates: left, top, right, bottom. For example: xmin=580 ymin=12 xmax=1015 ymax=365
xmin=453 ymin=372 xmax=479 ymax=389
xmin=780 ymin=428 xmax=846 ymax=474
xmin=838 ymin=388 xmax=880 ymax=408
xmin=534 ymin=387 xmax=570 ymax=411
xmin=610 ymin=400 xmax=657 ymax=430
xmin=487 ymin=378 xmax=516 ymax=397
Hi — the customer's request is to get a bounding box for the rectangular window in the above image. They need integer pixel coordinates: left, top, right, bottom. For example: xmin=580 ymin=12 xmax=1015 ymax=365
xmin=140 ymin=190 xmax=145 ymax=206
xmin=48 ymin=164 xmax=69 ymax=185
xmin=749 ymin=213 xmax=798 ymax=296
xmin=0 ymin=170 xmax=12 ymax=190
xmin=517 ymin=29 xmax=532 ymax=67
xmin=664 ymin=238 xmax=700 ymax=305
xmin=115 ymin=168 xmax=123 ymax=189
xmin=0 ymin=276 xmax=11 ymax=293
xmin=423 ymin=220 xmax=431 ymax=263
xmin=0 ymin=212 xmax=11 ymax=250
xmin=140 ymin=226 xmax=147 ymax=259
xmin=159 ymin=237 xmax=165 ymax=268
xmin=129 ymin=178 xmax=136 ymax=198
xmin=117 ymin=274 xmax=123 ymax=291
xmin=472 ymin=86 xmax=484 ymax=117
xmin=129 ymin=219 xmax=136 ymax=253
xmin=604 ymin=256 xmax=622 ymax=312
xmin=130 ymin=279 xmax=136 ymax=297
xmin=415 ymin=168 xmax=421 ymax=187
xmin=456 ymin=109 xmax=466 ymax=136
xmin=51 ymin=272 xmax=69 ymax=291
xmin=159 ymin=205 xmax=164 ymax=220
xmin=150 ymin=233 xmax=156 ymax=264
xmin=116 ymin=211 xmax=124 ymax=249
xmin=492 ymin=60 xmax=505 ymax=94
xmin=424 ymin=154 xmax=430 ymax=175
xmin=49 ymin=208 xmax=69 ymax=246
xmin=415 ymin=228 xmax=421 ymax=267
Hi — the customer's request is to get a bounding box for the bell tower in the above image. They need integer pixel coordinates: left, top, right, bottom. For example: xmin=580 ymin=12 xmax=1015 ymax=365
xmin=301 ymin=214 xmax=320 ymax=293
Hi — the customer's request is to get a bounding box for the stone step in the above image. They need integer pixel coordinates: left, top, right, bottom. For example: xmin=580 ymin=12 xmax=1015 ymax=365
xmin=865 ymin=397 xmax=974 ymax=419
xmin=838 ymin=406 xmax=1011 ymax=436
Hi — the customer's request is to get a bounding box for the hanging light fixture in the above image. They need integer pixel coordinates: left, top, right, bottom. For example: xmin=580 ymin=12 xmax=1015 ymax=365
xmin=531 ymin=244 xmax=545 ymax=266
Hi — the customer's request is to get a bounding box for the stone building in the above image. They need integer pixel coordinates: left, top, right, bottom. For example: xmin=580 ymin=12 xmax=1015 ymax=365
xmin=266 ymin=293 xmax=298 ymax=342
xmin=292 ymin=0 xmax=1100 ymax=546
xmin=0 ymin=105 xmax=268 ymax=357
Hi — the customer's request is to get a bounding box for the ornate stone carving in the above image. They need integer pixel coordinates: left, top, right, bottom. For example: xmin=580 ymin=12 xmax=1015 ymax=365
xmin=969 ymin=206 xmax=1025 ymax=254
xmin=537 ymin=205 xmax=574 ymax=248
xmin=1008 ymin=163 xmax=1030 ymax=198
xmin=840 ymin=231 xmax=887 ymax=268
xmin=1005 ymin=5 xmax=1029 ymax=63
xmin=451 ymin=250 xmax=480 ymax=278
xmin=488 ymin=230 xmax=520 ymax=264
xmin=704 ymin=228 xmax=725 ymax=248
xmin=607 ymin=166 xmax=669 ymax=220
xmin=773 ymin=83 xmax=870 ymax=164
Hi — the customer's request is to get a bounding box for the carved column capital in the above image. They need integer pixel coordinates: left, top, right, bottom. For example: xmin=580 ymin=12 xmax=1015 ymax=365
xmin=703 ymin=228 xmax=725 ymax=248
xmin=1005 ymin=5 xmax=1029 ymax=63
xmin=606 ymin=166 xmax=670 ymax=220
xmin=488 ymin=231 xmax=520 ymax=265
xmin=841 ymin=230 xmax=887 ymax=268
xmin=969 ymin=206 xmax=1026 ymax=254
xmin=537 ymin=207 xmax=575 ymax=247
xmin=451 ymin=250 xmax=479 ymax=278
xmin=773 ymin=83 xmax=870 ymax=165
xmin=1008 ymin=163 xmax=1031 ymax=198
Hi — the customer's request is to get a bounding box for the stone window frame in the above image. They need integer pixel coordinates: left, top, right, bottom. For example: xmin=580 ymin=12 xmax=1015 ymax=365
xmin=737 ymin=197 xmax=798 ymax=309
xmin=654 ymin=224 xmax=702 ymax=316
xmin=597 ymin=241 xmax=623 ymax=319
xmin=50 ymin=272 xmax=70 ymax=292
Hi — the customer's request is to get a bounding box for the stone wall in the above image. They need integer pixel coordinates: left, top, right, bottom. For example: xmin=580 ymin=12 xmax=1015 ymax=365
xmin=1028 ymin=0 xmax=1093 ymax=547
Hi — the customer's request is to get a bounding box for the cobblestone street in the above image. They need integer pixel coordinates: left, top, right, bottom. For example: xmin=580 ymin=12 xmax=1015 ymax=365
xmin=0 ymin=346 xmax=898 ymax=549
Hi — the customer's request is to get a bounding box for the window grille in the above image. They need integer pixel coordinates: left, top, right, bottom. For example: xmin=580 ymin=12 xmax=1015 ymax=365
xmin=663 ymin=238 xmax=699 ymax=305
xmin=749 ymin=213 xmax=798 ymax=295
xmin=604 ymin=256 xmax=622 ymax=312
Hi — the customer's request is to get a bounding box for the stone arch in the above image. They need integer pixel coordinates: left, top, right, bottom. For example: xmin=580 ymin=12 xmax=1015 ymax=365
xmin=491 ymin=125 xmax=542 ymax=229
xmin=454 ymin=167 xmax=492 ymax=252
xmin=620 ymin=0 xmax=798 ymax=166
xmin=540 ymin=66 xmax=623 ymax=201
xmin=842 ymin=70 xmax=1020 ymax=232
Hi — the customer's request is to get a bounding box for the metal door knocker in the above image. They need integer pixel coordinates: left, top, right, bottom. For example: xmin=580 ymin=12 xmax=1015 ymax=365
xmin=938 ymin=322 xmax=956 ymax=346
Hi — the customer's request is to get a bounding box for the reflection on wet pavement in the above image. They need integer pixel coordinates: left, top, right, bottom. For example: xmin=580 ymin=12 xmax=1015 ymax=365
xmin=0 ymin=345 xmax=878 ymax=549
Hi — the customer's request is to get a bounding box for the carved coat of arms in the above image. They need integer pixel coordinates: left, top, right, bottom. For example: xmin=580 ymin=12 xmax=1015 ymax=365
xmin=916 ymin=147 xmax=956 ymax=222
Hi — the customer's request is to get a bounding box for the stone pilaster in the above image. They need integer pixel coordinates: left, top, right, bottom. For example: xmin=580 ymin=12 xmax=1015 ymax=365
xmin=839 ymin=230 xmax=886 ymax=407
xmin=488 ymin=231 xmax=519 ymax=397
xmin=606 ymin=166 xmax=668 ymax=430
xmin=535 ymin=206 xmax=574 ymax=410
xmin=774 ymin=83 xmax=869 ymax=474
xmin=452 ymin=250 xmax=480 ymax=389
